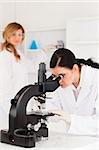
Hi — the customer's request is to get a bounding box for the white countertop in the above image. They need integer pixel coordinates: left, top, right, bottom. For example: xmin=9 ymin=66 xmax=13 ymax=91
xmin=0 ymin=121 xmax=99 ymax=150
xmin=0 ymin=131 xmax=98 ymax=150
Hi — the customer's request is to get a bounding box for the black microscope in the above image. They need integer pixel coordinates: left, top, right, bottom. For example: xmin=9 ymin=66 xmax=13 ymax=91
xmin=0 ymin=63 xmax=60 ymax=148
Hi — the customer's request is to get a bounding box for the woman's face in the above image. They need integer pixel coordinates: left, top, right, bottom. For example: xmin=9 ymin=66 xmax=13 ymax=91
xmin=7 ymin=29 xmax=23 ymax=47
xmin=51 ymin=66 xmax=76 ymax=88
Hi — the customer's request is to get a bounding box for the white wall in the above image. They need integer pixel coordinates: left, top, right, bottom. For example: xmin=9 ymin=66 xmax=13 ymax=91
xmin=0 ymin=2 xmax=16 ymax=30
xmin=66 ymin=17 xmax=99 ymax=60
xmin=0 ymin=1 xmax=99 ymax=31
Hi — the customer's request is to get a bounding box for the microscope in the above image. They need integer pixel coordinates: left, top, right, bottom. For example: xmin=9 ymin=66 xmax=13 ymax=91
xmin=0 ymin=63 xmax=60 ymax=148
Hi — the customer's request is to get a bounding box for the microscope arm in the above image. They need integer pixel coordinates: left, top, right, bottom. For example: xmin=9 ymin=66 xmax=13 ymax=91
xmin=9 ymin=84 xmax=41 ymax=134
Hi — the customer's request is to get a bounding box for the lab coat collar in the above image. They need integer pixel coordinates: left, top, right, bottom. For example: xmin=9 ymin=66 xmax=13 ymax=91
xmin=70 ymin=65 xmax=96 ymax=103
xmin=69 ymin=65 xmax=85 ymax=91
xmin=75 ymin=65 xmax=97 ymax=103
xmin=75 ymin=65 xmax=96 ymax=89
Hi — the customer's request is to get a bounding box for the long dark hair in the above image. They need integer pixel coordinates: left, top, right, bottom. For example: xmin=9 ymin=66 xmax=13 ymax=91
xmin=50 ymin=48 xmax=99 ymax=69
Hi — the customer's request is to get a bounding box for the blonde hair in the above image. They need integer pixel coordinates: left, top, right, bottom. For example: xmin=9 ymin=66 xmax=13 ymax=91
xmin=1 ymin=22 xmax=25 ymax=61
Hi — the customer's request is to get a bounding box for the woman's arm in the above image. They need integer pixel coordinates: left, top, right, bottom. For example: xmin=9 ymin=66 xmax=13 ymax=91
xmin=0 ymin=52 xmax=13 ymax=111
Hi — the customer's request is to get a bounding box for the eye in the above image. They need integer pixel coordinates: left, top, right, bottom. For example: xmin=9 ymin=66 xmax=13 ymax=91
xmin=11 ymin=33 xmax=16 ymax=36
xmin=59 ymin=74 xmax=66 ymax=79
xmin=52 ymin=74 xmax=56 ymax=78
xmin=11 ymin=32 xmax=23 ymax=37
xmin=18 ymin=33 xmax=23 ymax=37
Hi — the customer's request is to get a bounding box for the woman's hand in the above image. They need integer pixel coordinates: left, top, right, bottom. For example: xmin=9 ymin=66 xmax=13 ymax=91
xmin=49 ymin=110 xmax=71 ymax=123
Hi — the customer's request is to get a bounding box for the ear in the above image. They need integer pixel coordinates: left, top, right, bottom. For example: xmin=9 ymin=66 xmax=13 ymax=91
xmin=72 ymin=64 xmax=79 ymax=73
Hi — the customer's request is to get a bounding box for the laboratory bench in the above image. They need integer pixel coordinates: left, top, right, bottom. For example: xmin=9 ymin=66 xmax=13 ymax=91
xmin=0 ymin=122 xmax=98 ymax=150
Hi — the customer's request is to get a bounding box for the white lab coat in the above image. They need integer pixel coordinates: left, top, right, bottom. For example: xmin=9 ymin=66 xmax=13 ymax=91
xmin=0 ymin=49 xmax=33 ymax=129
xmin=46 ymin=65 xmax=99 ymax=136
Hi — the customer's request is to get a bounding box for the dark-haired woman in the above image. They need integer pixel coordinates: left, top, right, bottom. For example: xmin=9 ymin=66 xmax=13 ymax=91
xmin=46 ymin=48 xmax=99 ymax=136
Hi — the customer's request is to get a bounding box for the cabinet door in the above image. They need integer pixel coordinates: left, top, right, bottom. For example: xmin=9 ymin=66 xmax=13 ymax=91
xmin=66 ymin=17 xmax=99 ymax=60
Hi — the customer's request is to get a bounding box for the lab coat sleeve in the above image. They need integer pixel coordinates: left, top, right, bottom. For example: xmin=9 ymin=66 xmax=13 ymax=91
xmin=68 ymin=114 xmax=98 ymax=136
xmin=0 ymin=53 xmax=13 ymax=101
xmin=46 ymin=89 xmax=62 ymax=111
xmin=20 ymin=52 xmax=35 ymax=73
xmin=68 ymin=97 xmax=99 ymax=136
xmin=22 ymin=49 xmax=47 ymax=73
xmin=0 ymin=53 xmax=13 ymax=129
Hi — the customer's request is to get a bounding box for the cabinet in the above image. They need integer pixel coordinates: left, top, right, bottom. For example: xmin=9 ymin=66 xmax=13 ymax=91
xmin=23 ymin=28 xmax=66 ymax=65
xmin=24 ymin=28 xmax=66 ymax=55
xmin=23 ymin=28 xmax=66 ymax=83
xmin=66 ymin=17 xmax=99 ymax=60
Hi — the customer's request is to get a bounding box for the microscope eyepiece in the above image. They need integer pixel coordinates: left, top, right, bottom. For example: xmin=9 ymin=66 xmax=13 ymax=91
xmin=38 ymin=63 xmax=46 ymax=83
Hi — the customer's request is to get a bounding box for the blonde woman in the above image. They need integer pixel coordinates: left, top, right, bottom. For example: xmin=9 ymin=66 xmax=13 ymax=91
xmin=0 ymin=22 xmax=32 ymax=129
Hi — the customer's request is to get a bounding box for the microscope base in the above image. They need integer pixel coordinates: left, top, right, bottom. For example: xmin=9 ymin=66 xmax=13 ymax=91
xmin=0 ymin=130 xmax=36 ymax=148
xmin=0 ymin=126 xmax=48 ymax=148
